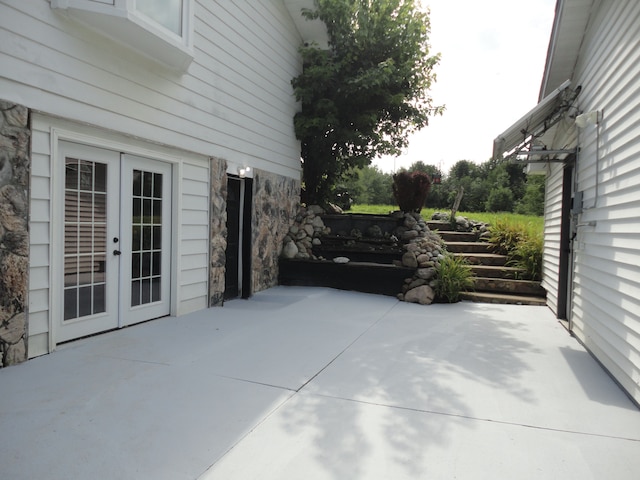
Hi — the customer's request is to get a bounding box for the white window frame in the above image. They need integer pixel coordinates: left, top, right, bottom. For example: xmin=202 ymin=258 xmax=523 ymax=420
xmin=51 ymin=0 xmax=195 ymax=70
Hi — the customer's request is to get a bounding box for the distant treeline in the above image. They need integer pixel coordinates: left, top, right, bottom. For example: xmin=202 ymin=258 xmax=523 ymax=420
xmin=337 ymin=159 xmax=544 ymax=215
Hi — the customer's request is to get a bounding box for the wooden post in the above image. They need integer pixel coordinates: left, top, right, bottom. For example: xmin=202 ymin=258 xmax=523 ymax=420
xmin=450 ymin=187 xmax=464 ymax=221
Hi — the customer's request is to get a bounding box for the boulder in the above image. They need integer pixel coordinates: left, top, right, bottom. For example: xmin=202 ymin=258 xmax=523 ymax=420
xmin=281 ymin=241 xmax=298 ymax=259
xmin=402 ymin=251 xmax=418 ymax=268
xmin=404 ymin=285 xmax=435 ymax=305
xmin=416 ymin=267 xmax=437 ymax=280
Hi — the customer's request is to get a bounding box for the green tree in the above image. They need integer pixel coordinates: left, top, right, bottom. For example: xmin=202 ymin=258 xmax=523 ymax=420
xmin=291 ymin=0 xmax=443 ymax=205
xmin=343 ymin=165 xmax=394 ymax=204
xmin=445 ymin=160 xmax=487 ymax=212
xmin=515 ymin=175 xmax=545 ymax=215
xmin=485 ymin=186 xmax=514 ymax=212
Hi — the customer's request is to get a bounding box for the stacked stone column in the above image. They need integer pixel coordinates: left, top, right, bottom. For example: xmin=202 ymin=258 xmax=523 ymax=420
xmin=0 ymin=100 xmax=30 ymax=366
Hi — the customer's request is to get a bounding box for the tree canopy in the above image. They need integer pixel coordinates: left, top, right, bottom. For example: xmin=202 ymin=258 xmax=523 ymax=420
xmin=292 ymin=0 xmax=443 ymax=205
xmin=341 ymin=158 xmax=544 ymax=215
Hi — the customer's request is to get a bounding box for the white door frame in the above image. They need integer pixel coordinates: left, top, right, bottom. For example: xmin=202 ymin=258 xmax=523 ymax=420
xmin=50 ymin=129 xmax=181 ymax=348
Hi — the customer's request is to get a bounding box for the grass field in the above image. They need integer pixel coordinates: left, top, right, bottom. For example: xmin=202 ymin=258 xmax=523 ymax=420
xmin=348 ymin=204 xmax=544 ymax=234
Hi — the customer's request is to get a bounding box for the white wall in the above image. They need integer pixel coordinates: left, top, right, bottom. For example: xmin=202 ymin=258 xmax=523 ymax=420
xmin=0 ymin=0 xmax=304 ymax=179
xmin=544 ymin=0 xmax=640 ymax=402
xmin=541 ymin=162 xmax=564 ymax=316
xmin=0 ymin=0 xmax=305 ymax=354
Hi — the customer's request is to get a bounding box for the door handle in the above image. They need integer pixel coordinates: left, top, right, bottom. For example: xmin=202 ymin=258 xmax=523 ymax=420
xmin=113 ymin=249 xmax=122 ymax=256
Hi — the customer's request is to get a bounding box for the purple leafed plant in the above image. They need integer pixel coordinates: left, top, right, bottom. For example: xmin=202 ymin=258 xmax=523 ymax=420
xmin=392 ymin=171 xmax=432 ymax=213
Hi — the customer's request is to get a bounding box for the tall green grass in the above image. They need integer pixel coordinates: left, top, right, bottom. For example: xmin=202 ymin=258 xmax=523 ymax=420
xmin=348 ymin=204 xmax=543 ymax=235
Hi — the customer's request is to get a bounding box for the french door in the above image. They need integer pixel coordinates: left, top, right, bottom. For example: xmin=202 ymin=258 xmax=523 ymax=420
xmin=57 ymin=142 xmax=172 ymax=342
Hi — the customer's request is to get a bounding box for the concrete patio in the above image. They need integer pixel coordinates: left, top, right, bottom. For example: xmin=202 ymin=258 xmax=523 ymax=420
xmin=1 ymin=286 xmax=639 ymax=479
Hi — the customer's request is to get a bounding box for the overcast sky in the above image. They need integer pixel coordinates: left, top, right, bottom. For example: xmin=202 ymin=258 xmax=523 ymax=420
xmin=373 ymin=0 xmax=557 ymax=174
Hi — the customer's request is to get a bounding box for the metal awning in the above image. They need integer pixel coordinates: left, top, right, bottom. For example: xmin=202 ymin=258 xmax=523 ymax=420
xmin=493 ymin=79 xmax=580 ymax=163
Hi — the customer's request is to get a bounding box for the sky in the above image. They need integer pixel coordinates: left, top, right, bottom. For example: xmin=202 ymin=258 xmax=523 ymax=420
xmin=373 ymin=0 xmax=557 ymax=174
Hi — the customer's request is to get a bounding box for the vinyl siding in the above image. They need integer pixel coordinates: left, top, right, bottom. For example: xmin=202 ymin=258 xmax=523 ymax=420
xmin=27 ymin=126 xmax=53 ymax=358
xmin=178 ymin=162 xmax=210 ymax=314
xmin=0 ymin=0 xmax=304 ymax=178
xmin=545 ymin=0 xmax=640 ymax=402
xmin=541 ymin=163 xmax=564 ymax=316
xmin=4 ymin=0 xmax=304 ymax=353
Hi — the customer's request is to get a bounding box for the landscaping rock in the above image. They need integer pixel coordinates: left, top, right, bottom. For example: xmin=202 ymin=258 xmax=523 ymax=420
xmin=402 ymin=251 xmax=418 ymax=268
xmin=404 ymin=285 xmax=435 ymax=305
xmin=416 ymin=267 xmax=437 ymax=280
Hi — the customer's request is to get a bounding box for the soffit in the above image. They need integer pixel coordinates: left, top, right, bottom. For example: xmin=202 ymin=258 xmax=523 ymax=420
xmin=540 ymin=0 xmax=596 ymax=99
xmin=284 ymin=0 xmax=329 ymax=49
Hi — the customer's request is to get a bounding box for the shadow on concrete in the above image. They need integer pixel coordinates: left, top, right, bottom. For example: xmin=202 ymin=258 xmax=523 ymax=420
xmin=276 ymin=301 xmax=541 ymax=479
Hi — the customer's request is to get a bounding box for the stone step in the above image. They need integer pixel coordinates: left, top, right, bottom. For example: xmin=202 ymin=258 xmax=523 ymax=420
xmin=460 ymin=291 xmax=547 ymax=306
xmin=445 ymin=241 xmax=493 ymax=253
xmin=426 ymin=220 xmax=455 ymax=232
xmin=453 ymin=252 xmax=508 ymax=266
xmin=469 ymin=265 xmax=525 ymax=279
xmin=472 ymin=277 xmax=546 ymax=296
xmin=438 ymin=231 xmax=478 ymax=242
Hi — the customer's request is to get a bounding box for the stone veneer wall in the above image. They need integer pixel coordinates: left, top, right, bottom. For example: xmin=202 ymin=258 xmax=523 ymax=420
xmin=0 ymin=100 xmax=30 ymax=367
xmin=251 ymin=169 xmax=300 ymax=293
xmin=209 ymin=157 xmax=228 ymax=307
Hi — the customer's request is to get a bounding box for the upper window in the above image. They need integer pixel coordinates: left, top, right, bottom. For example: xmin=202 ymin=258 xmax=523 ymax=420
xmin=135 ymin=0 xmax=183 ymax=36
xmin=51 ymin=0 xmax=194 ymax=70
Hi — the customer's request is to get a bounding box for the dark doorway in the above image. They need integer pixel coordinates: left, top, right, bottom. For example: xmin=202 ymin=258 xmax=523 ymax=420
xmin=557 ymin=163 xmax=574 ymax=320
xmin=224 ymin=176 xmax=252 ymax=300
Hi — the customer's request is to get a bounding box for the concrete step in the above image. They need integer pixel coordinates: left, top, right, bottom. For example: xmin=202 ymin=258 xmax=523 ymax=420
xmin=460 ymin=291 xmax=547 ymax=306
xmin=445 ymin=241 xmax=493 ymax=253
xmin=453 ymin=252 xmax=508 ymax=266
xmin=438 ymin=231 xmax=478 ymax=242
xmin=473 ymin=277 xmax=546 ymax=296
xmin=469 ymin=265 xmax=525 ymax=279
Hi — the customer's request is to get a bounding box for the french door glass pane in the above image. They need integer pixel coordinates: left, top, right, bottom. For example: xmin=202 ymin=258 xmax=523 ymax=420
xmin=63 ymin=158 xmax=108 ymax=321
xmin=130 ymin=169 xmax=162 ymax=307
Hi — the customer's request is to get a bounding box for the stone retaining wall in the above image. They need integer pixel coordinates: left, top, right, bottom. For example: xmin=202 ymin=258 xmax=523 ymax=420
xmin=209 ymin=157 xmax=228 ymax=307
xmin=251 ymin=169 xmax=300 ymax=293
xmin=0 ymin=100 xmax=30 ymax=367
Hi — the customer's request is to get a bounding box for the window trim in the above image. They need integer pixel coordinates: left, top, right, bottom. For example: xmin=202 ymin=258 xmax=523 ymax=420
xmin=51 ymin=0 xmax=194 ymax=70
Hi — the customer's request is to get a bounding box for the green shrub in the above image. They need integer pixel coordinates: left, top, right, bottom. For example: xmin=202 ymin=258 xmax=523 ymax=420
xmin=435 ymin=255 xmax=475 ymax=303
xmin=487 ymin=220 xmax=524 ymax=255
xmin=488 ymin=220 xmax=543 ymax=280
xmin=509 ymin=232 xmax=543 ymax=281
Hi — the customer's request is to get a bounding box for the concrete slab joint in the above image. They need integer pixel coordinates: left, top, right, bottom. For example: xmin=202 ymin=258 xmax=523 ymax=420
xmin=0 ymin=100 xmax=31 ymax=367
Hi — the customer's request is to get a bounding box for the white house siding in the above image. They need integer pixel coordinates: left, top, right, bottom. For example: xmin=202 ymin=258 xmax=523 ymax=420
xmin=178 ymin=161 xmax=211 ymax=315
xmin=27 ymin=123 xmax=54 ymax=358
xmin=544 ymin=0 xmax=640 ymax=402
xmin=1 ymin=1 xmax=306 ymax=355
xmin=0 ymin=0 xmax=304 ymax=179
xmin=541 ymin=163 xmax=564 ymax=316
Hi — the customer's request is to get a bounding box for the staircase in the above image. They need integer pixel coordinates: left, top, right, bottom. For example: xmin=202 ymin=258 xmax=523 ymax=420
xmin=428 ymin=221 xmax=547 ymax=306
